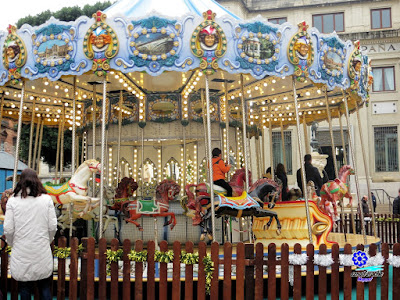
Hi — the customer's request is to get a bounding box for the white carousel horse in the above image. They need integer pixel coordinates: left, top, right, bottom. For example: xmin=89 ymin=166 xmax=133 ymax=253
xmin=44 ymin=159 xmax=101 ymax=216
xmin=57 ymin=186 xmax=119 ymax=235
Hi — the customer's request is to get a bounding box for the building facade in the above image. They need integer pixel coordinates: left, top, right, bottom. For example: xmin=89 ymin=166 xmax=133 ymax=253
xmin=218 ymin=0 xmax=400 ymax=198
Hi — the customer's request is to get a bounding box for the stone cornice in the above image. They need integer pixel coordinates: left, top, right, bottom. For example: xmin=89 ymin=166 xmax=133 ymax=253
xmin=338 ymin=29 xmax=400 ymax=44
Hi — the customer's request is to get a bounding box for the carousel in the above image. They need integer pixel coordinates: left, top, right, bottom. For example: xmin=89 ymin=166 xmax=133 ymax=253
xmin=0 ymin=0 xmax=379 ymax=256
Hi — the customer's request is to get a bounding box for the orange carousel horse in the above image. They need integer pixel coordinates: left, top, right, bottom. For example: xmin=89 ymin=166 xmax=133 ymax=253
xmin=123 ymin=179 xmax=180 ymax=231
xmin=319 ymin=165 xmax=355 ymax=221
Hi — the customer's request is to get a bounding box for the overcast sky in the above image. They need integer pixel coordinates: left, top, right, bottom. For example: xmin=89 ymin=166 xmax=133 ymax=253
xmin=0 ymin=0 xmax=109 ymax=30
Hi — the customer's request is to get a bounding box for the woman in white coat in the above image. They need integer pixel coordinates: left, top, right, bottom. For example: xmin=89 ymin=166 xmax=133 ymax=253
xmin=4 ymin=168 xmax=57 ymax=300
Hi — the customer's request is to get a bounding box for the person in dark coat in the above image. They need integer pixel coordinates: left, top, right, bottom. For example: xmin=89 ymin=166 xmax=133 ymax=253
xmin=275 ymin=163 xmax=288 ymax=201
xmin=371 ymin=192 xmax=377 ymax=212
xmin=393 ymin=189 xmax=400 ymax=215
xmin=296 ymin=154 xmax=323 ymax=197
xmin=361 ymin=195 xmax=370 ymax=215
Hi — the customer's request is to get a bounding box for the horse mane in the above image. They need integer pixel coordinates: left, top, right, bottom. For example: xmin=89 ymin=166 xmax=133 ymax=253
xmin=338 ymin=165 xmax=352 ymax=178
xmin=115 ymin=177 xmax=137 ymax=198
xmin=230 ymin=168 xmax=245 ymax=184
xmin=230 ymin=168 xmax=251 ymax=186
xmin=156 ymin=179 xmax=180 ymax=199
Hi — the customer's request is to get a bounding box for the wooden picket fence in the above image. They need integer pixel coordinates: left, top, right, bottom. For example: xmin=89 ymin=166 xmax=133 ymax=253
xmin=332 ymin=213 xmax=400 ymax=248
xmin=1 ymin=237 xmax=400 ymax=299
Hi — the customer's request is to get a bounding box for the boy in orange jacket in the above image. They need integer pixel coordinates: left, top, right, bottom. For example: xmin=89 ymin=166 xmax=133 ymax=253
xmin=212 ymin=148 xmax=232 ymax=197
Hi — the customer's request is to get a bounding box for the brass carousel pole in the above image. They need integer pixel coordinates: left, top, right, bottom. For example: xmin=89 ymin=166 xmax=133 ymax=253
xmin=268 ymin=104 xmax=274 ymax=178
xmin=12 ymin=81 xmax=25 ymax=189
xmin=92 ymin=85 xmax=97 ymax=197
xmin=55 ymin=116 xmax=61 ymax=182
xmin=201 ymin=89 xmax=209 ymax=181
xmin=324 ymin=88 xmax=347 ymax=241
xmin=183 ymin=126 xmax=187 ymax=193
xmin=36 ymin=119 xmax=44 ymax=172
xmin=32 ymin=117 xmax=41 ymax=171
xmin=239 ymin=74 xmax=252 ymax=243
xmin=355 ymin=103 xmax=377 ymax=237
xmin=292 ymin=76 xmax=313 ymax=244
xmin=141 ymin=127 xmax=144 ymax=199
xmin=338 ymin=110 xmax=348 ymax=165
xmin=261 ymin=128 xmax=266 ymax=174
xmin=205 ymin=75 xmax=216 ymax=241
xmin=60 ymin=106 xmax=65 ymax=180
xmin=70 ymin=76 xmax=77 ymax=242
xmin=224 ymin=81 xmax=230 ymax=180
xmin=255 ymin=134 xmax=261 ymax=179
xmin=99 ymin=78 xmax=107 ymax=238
xmin=303 ymin=114 xmax=310 ymax=154
xmin=280 ymin=119 xmax=287 ymax=170
xmin=27 ymin=96 xmax=36 ymax=168
xmin=116 ymin=90 xmax=123 ymax=183
xmin=0 ymin=93 xmax=4 ymax=139
xmin=339 ymin=110 xmax=356 ymax=234
xmin=343 ymin=92 xmax=367 ymax=244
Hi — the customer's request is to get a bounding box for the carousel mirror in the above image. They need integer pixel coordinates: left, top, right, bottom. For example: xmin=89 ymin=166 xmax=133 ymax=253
xmin=152 ymin=101 xmax=175 ymax=115
xmin=139 ymin=158 xmax=158 ymax=198
xmin=192 ymin=102 xmax=203 ymax=114
xmin=164 ymin=157 xmax=180 ymax=181
xmin=113 ymin=158 xmax=133 ymax=186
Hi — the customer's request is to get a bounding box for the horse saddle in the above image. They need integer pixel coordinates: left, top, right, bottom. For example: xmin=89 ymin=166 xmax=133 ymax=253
xmin=137 ymin=199 xmax=159 ymax=214
xmin=45 ymin=182 xmax=72 ymax=195
xmin=215 ymin=192 xmax=260 ymax=210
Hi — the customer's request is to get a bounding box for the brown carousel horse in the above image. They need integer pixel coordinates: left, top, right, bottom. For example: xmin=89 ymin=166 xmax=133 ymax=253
xmin=123 ymin=179 xmax=180 ymax=231
xmin=109 ymin=177 xmax=138 ymax=210
xmin=319 ymin=165 xmax=355 ymax=221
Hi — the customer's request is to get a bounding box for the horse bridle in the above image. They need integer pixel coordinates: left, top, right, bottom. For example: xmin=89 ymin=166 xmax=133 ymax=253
xmin=88 ymin=162 xmax=100 ymax=172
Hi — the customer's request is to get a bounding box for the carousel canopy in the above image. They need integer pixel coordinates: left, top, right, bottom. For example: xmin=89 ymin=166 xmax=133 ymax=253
xmin=0 ymin=0 xmax=371 ymax=131
xmin=105 ymin=0 xmax=240 ymax=19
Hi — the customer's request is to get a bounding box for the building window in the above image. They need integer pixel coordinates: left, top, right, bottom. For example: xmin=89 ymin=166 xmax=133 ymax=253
xmin=313 ymin=13 xmax=344 ymax=33
xmin=269 ymin=17 xmax=287 ymax=25
xmin=374 ymin=126 xmax=398 ymax=172
xmin=371 ymin=8 xmax=391 ymax=29
xmin=372 ymin=67 xmax=395 ymax=92
xmin=272 ymin=131 xmax=292 ymax=175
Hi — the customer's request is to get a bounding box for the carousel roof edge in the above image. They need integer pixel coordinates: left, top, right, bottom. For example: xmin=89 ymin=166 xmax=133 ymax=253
xmin=0 ymin=10 xmax=370 ymax=102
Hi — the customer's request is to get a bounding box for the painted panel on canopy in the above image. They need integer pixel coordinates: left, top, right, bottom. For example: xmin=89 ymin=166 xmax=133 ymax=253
xmin=110 ymin=15 xmax=199 ymax=76
xmin=220 ymin=19 xmax=290 ymax=79
xmin=17 ymin=17 xmax=93 ymax=82
xmin=26 ymin=19 xmax=89 ymax=81
xmin=308 ymin=30 xmax=350 ymax=90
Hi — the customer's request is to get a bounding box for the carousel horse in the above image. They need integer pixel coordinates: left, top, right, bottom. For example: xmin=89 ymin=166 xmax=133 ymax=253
xmin=44 ymin=159 xmax=101 ymax=216
xmin=0 ymin=188 xmax=12 ymax=218
xmin=0 ymin=189 xmax=12 ymax=223
xmin=57 ymin=194 xmax=119 ymax=235
xmin=123 ymin=179 xmax=180 ymax=231
xmin=319 ymin=165 xmax=354 ymax=221
xmin=182 ymin=176 xmax=282 ymax=240
xmin=109 ymin=177 xmax=138 ymax=211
